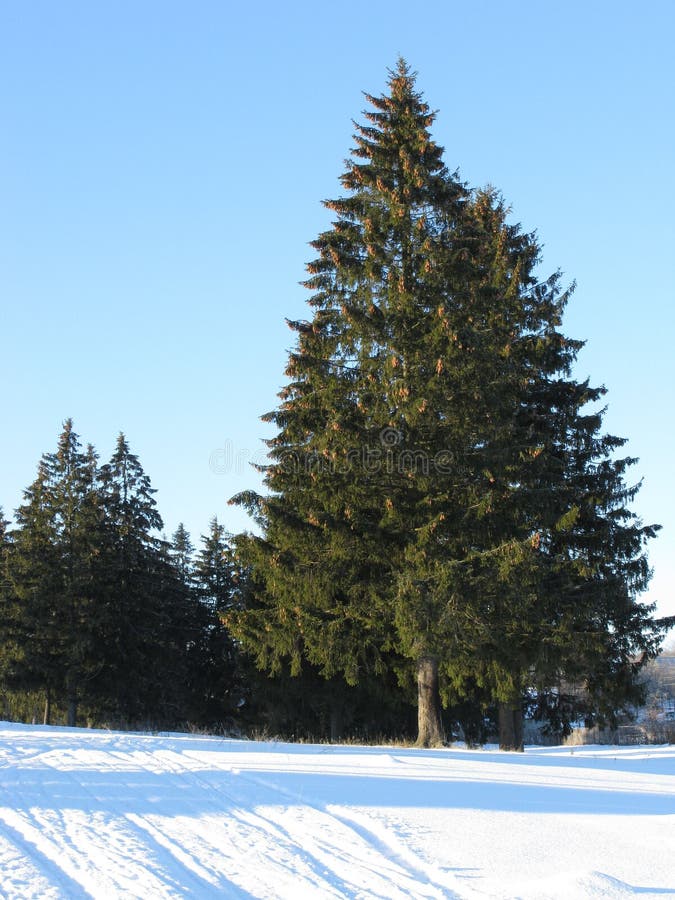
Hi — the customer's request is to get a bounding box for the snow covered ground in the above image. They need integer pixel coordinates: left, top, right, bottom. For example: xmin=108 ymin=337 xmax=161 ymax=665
xmin=0 ymin=723 xmax=673 ymax=899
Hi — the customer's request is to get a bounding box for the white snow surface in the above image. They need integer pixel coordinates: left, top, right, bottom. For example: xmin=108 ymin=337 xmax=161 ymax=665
xmin=0 ymin=723 xmax=673 ymax=899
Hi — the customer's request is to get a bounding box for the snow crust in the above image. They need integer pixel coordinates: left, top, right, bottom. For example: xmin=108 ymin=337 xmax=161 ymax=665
xmin=0 ymin=722 xmax=673 ymax=898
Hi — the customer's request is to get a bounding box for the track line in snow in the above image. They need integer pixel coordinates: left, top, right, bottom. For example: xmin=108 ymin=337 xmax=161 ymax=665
xmin=149 ymin=748 xmax=427 ymax=898
xmin=0 ymin=813 xmax=90 ymax=900
xmin=43 ymin=751 xmax=249 ymax=899
xmin=1 ymin=726 xmax=674 ymax=899
xmin=327 ymin=806 xmax=467 ymax=898
xmin=95 ymin=745 xmax=373 ymax=898
xmin=151 ymin=747 xmax=455 ymax=898
xmin=228 ymin=767 xmax=462 ymax=898
xmin=124 ymin=813 xmax=255 ymax=899
xmin=5 ymin=747 xmax=238 ymax=898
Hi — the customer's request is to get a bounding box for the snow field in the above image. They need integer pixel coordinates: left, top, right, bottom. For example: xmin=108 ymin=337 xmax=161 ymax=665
xmin=0 ymin=723 xmax=673 ymax=898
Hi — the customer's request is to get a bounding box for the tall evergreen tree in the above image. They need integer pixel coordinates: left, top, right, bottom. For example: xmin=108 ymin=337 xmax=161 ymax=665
xmin=98 ymin=450 xmax=212 ymax=726
xmin=171 ymin=523 xmax=195 ymax=587
xmin=230 ymin=60 xmax=668 ymax=748
xmin=195 ymin=518 xmax=234 ymax=613
xmin=230 ymin=60 xmax=455 ymax=741
xmin=193 ymin=517 xmax=242 ymax=724
xmin=97 ymin=433 xmax=167 ymax=721
xmin=230 ymin=60 xmax=493 ymax=744
xmin=3 ymin=428 xmax=240 ymax=729
xmin=0 ymin=508 xmax=20 ymax=712
xmin=150 ymin=532 xmax=206 ymax=724
xmin=8 ymin=421 xmax=105 ymax=725
xmin=435 ymin=190 xmax=667 ymax=748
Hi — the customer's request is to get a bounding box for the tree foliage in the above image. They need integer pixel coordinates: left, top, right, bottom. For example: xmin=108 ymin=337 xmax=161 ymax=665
xmin=0 ymin=424 xmax=242 ymax=729
xmin=230 ymin=59 xmax=669 ymax=748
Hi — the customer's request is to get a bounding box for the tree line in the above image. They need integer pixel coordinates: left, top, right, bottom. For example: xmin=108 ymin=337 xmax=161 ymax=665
xmin=0 ymin=422 xmax=417 ymax=740
xmin=0 ymin=422 xmax=240 ymax=729
xmin=2 ymin=60 xmax=672 ymax=748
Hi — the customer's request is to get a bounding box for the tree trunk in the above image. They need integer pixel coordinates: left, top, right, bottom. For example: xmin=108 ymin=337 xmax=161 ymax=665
xmin=67 ymin=696 xmax=78 ymax=728
xmin=416 ymin=655 xmax=444 ymax=747
xmin=43 ymin=688 xmax=51 ymax=726
xmin=330 ymin=703 xmax=343 ymax=744
xmin=498 ymin=699 xmax=524 ymax=751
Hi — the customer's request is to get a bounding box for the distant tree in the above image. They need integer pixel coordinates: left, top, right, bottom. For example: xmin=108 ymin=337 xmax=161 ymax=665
xmin=640 ymin=647 xmax=675 ymax=722
xmin=192 ymin=517 xmax=242 ymax=725
xmin=97 ymin=433 xmax=167 ymax=722
xmin=146 ymin=533 xmax=203 ymax=723
xmin=3 ymin=428 xmax=247 ymax=730
xmin=0 ymin=507 xmax=13 ymax=624
xmin=8 ymin=421 xmax=105 ymax=725
xmin=171 ymin=523 xmax=195 ymax=586
xmin=0 ymin=508 xmax=20 ymax=713
xmin=195 ymin=518 xmax=234 ymax=613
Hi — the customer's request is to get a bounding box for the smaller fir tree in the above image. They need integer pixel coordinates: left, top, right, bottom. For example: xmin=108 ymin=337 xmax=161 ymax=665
xmin=9 ymin=421 xmax=105 ymax=725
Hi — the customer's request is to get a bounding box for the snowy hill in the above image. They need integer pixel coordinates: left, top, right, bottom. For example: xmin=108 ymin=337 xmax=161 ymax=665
xmin=0 ymin=723 xmax=673 ymax=899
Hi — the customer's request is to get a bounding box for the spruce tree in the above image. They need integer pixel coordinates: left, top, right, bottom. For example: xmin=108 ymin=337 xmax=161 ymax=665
xmin=438 ymin=190 xmax=667 ymax=749
xmin=171 ymin=523 xmax=195 ymax=586
xmin=165 ymin=520 xmax=238 ymax=726
xmin=9 ymin=421 xmax=105 ymax=725
xmin=97 ymin=433 xmax=167 ymax=721
xmin=230 ymin=60 xmax=668 ymax=748
xmin=231 ymin=59 xmax=477 ymax=744
xmin=193 ymin=517 xmax=242 ymax=725
xmin=151 ymin=533 xmax=204 ymax=724
xmin=94 ymin=437 xmax=199 ymax=726
xmin=0 ymin=508 xmax=19 ymax=711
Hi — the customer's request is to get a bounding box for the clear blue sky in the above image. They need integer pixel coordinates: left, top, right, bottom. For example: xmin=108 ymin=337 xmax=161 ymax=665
xmin=1 ymin=1 xmax=673 ymax=619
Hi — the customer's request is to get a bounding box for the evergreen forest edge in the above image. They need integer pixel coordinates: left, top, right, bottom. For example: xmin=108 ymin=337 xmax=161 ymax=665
xmin=1 ymin=61 xmax=673 ymax=750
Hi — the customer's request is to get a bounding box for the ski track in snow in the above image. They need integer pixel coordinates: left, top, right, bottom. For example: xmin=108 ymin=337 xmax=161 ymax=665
xmin=0 ymin=724 xmax=674 ymax=899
